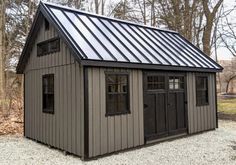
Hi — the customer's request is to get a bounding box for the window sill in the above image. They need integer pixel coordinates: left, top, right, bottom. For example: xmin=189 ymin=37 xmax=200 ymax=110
xmin=196 ymin=103 xmax=209 ymax=107
xmin=43 ymin=109 xmax=54 ymax=114
xmin=105 ymin=111 xmax=130 ymax=117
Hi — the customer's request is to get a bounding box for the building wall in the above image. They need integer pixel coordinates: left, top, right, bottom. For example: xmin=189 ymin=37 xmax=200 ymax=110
xmin=23 ymin=16 xmax=217 ymax=158
xmin=187 ymin=73 xmax=216 ymax=134
xmin=87 ymin=67 xmax=144 ymax=157
xmin=24 ymin=19 xmax=84 ymax=157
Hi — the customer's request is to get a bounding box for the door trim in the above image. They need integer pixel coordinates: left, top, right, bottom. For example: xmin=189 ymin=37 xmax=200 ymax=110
xmin=143 ymin=71 xmax=188 ymax=142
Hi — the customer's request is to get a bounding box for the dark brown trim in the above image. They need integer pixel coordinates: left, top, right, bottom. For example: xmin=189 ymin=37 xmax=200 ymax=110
xmin=105 ymin=72 xmax=130 ymax=117
xmin=37 ymin=36 xmax=59 ymax=45
xmin=37 ymin=37 xmax=60 ymax=57
xmin=81 ymin=60 xmax=222 ymax=73
xmin=42 ymin=74 xmax=55 ymax=114
xmin=184 ymin=75 xmax=189 ymax=133
xmin=23 ymin=74 xmax=25 ymax=137
xmin=83 ymin=67 xmax=89 ymax=159
xmin=214 ymin=73 xmax=218 ymax=128
xmin=195 ymin=75 xmax=209 ymax=107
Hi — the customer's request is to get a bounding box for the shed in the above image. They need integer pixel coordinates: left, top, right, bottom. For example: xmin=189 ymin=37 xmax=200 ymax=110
xmin=17 ymin=2 xmax=223 ymax=159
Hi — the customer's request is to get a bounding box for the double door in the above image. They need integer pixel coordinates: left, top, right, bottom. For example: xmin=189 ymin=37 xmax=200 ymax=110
xmin=143 ymin=72 xmax=187 ymax=141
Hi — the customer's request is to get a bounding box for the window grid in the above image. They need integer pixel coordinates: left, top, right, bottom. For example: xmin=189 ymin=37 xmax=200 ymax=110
xmin=196 ymin=76 xmax=209 ymax=106
xmin=169 ymin=76 xmax=184 ymax=90
xmin=37 ymin=38 xmax=60 ymax=56
xmin=106 ymin=73 xmax=130 ymax=116
xmin=43 ymin=74 xmax=54 ymax=114
xmin=147 ymin=76 xmax=165 ymax=90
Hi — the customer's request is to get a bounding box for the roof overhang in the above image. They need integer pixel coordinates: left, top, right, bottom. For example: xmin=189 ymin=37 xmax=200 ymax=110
xmin=81 ymin=60 xmax=222 ymax=73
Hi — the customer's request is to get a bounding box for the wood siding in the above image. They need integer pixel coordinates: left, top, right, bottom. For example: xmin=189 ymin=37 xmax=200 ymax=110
xmin=87 ymin=67 xmax=144 ymax=157
xmin=24 ymin=20 xmax=84 ymax=157
xmin=24 ymin=18 xmax=74 ymax=72
xmin=187 ymin=72 xmax=216 ymax=133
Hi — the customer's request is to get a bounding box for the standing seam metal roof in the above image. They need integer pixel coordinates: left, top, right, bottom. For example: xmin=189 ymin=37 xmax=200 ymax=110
xmin=16 ymin=2 xmax=223 ymax=73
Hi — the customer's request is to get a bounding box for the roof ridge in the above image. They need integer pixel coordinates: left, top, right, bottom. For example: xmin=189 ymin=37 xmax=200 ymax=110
xmin=41 ymin=1 xmax=178 ymax=34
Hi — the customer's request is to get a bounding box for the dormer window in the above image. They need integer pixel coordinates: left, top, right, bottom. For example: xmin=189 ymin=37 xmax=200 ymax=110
xmin=37 ymin=38 xmax=60 ymax=56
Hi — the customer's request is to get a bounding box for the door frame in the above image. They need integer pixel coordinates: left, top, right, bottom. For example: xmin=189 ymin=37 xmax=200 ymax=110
xmin=143 ymin=71 xmax=189 ymax=142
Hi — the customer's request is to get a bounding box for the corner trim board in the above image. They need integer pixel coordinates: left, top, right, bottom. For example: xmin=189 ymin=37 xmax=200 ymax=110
xmin=24 ymin=74 xmax=25 ymax=136
xmin=83 ymin=67 xmax=89 ymax=159
xmin=214 ymin=73 xmax=218 ymax=128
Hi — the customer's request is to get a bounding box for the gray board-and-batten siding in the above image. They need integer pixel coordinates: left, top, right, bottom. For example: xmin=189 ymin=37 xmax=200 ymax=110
xmin=24 ymin=19 xmax=84 ymax=157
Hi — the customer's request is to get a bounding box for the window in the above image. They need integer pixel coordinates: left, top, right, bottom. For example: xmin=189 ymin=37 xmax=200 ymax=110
xmin=37 ymin=38 xmax=60 ymax=56
xmin=169 ymin=76 xmax=184 ymax=90
xmin=106 ymin=73 xmax=129 ymax=116
xmin=45 ymin=18 xmax=49 ymax=31
xmin=43 ymin=74 xmax=54 ymax=113
xmin=147 ymin=76 xmax=165 ymax=90
xmin=196 ymin=76 xmax=208 ymax=106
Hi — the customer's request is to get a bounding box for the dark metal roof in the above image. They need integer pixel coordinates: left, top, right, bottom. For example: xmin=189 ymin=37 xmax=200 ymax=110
xmin=16 ymin=2 xmax=223 ymax=73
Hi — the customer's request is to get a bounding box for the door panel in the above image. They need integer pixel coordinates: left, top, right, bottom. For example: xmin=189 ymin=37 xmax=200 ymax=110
xmin=177 ymin=92 xmax=186 ymax=129
xmin=144 ymin=72 xmax=187 ymax=141
xmin=168 ymin=93 xmax=177 ymax=131
xmin=144 ymin=94 xmax=156 ymax=135
xmin=156 ymin=93 xmax=167 ymax=134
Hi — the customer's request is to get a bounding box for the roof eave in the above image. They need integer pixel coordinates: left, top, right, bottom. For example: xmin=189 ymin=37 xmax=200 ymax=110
xmin=80 ymin=60 xmax=223 ymax=73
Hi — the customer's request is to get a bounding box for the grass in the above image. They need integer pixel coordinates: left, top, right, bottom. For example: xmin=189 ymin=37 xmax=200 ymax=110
xmin=218 ymin=98 xmax=236 ymax=115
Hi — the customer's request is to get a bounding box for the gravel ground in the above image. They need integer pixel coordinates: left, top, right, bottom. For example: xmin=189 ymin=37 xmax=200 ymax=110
xmin=0 ymin=120 xmax=236 ymax=165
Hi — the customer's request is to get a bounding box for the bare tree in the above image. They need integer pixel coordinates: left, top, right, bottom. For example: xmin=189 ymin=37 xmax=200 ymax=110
xmin=202 ymin=0 xmax=223 ymax=56
xmin=0 ymin=0 xmax=6 ymax=102
xmin=220 ymin=58 xmax=236 ymax=93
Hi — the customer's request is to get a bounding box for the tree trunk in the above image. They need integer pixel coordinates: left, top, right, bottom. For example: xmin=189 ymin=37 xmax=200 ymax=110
xmin=95 ymin=0 xmax=99 ymax=14
xmin=101 ymin=0 xmax=105 ymax=15
xmin=226 ymin=81 xmax=230 ymax=94
xmin=202 ymin=0 xmax=223 ymax=56
xmin=0 ymin=0 xmax=5 ymax=101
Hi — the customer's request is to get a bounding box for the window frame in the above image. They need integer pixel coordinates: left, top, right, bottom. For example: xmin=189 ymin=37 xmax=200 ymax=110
xmin=105 ymin=72 xmax=130 ymax=116
xmin=196 ymin=75 xmax=209 ymax=106
xmin=37 ymin=37 xmax=60 ymax=57
xmin=42 ymin=74 xmax=55 ymax=114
